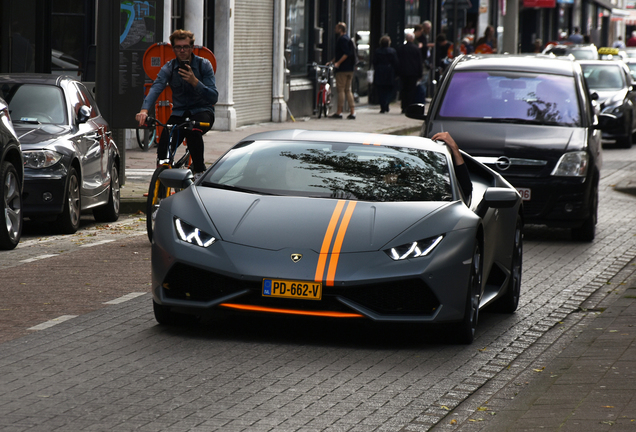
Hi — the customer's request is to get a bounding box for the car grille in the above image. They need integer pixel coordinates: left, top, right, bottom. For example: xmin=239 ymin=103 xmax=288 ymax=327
xmin=162 ymin=263 xmax=258 ymax=302
xmin=161 ymin=264 xmax=439 ymax=316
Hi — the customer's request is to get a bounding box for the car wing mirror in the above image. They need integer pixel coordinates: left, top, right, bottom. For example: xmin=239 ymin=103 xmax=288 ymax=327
xmin=159 ymin=168 xmax=194 ymax=189
xmin=595 ymin=112 xmax=618 ymax=130
xmin=589 ymin=91 xmax=599 ymax=101
xmin=404 ymin=103 xmax=426 ymax=120
xmin=77 ymin=105 xmax=91 ymax=124
xmin=483 ymin=187 xmax=519 ymax=208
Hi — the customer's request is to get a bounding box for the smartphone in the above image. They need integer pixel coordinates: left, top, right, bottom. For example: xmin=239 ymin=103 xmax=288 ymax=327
xmin=179 ymin=60 xmax=190 ymax=71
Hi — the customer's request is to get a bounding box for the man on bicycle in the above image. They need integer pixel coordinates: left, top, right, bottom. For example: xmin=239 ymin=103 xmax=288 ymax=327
xmin=135 ymin=29 xmax=218 ymax=177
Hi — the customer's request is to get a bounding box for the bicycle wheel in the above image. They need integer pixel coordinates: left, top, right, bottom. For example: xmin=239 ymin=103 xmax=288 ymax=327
xmin=136 ymin=127 xmax=157 ymax=151
xmin=317 ymin=92 xmax=325 ymax=119
xmin=146 ymin=165 xmax=171 ymax=243
xmin=324 ymin=88 xmax=332 ymax=117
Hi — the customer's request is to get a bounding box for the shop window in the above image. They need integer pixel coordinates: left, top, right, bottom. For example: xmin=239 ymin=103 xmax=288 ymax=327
xmin=286 ymin=0 xmax=309 ymax=75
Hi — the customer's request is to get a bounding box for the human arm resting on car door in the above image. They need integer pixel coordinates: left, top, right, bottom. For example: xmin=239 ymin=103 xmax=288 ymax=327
xmin=431 ymin=131 xmax=472 ymax=197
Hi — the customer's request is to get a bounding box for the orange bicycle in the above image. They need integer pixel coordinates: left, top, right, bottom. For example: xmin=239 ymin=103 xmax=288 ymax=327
xmin=144 ymin=116 xmax=210 ymax=242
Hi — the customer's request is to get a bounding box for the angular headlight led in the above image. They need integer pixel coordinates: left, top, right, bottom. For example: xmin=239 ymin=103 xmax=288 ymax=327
xmin=174 ymin=218 xmax=216 ymax=248
xmin=386 ymin=235 xmax=444 ymax=260
xmin=23 ymin=150 xmax=63 ymax=169
xmin=551 ymin=151 xmax=588 ymax=177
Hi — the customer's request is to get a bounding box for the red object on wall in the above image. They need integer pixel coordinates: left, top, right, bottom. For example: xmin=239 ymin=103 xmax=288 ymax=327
xmin=523 ymin=0 xmax=556 ymax=7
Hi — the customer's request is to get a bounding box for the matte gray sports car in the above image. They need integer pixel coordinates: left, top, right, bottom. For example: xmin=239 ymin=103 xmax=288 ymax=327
xmin=151 ymin=130 xmax=523 ymax=344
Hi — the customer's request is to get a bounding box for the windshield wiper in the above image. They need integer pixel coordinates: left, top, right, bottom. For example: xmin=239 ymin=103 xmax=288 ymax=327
xmin=469 ymin=117 xmax=562 ymax=126
xmin=204 ymin=182 xmax=276 ymax=195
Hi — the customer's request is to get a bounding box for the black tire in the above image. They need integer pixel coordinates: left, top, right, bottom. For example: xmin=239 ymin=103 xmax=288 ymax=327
xmin=317 ymin=95 xmax=325 ymax=119
xmin=0 ymin=161 xmax=22 ymax=250
xmin=93 ymin=163 xmax=120 ymax=222
xmin=146 ymin=165 xmax=171 ymax=243
xmin=572 ymin=184 xmax=598 ymax=242
xmin=55 ymin=167 xmax=81 ymax=234
xmin=497 ymin=216 xmax=523 ymax=313
xmin=136 ymin=127 xmax=157 ymax=151
xmin=454 ymin=241 xmax=482 ymax=344
xmin=153 ymin=300 xmax=174 ymax=325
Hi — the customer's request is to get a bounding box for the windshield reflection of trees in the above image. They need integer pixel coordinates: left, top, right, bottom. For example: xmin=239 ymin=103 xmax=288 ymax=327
xmin=281 ymin=148 xmax=453 ymax=202
xmin=525 ymin=92 xmax=579 ymax=125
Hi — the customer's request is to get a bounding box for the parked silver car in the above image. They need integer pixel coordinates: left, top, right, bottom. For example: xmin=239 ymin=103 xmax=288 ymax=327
xmin=0 ymin=74 xmax=120 ymax=233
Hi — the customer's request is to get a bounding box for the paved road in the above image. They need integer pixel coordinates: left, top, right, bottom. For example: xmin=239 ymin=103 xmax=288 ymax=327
xmin=1 ymin=144 xmax=635 ymax=431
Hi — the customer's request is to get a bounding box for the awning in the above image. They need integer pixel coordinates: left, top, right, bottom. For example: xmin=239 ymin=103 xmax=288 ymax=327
xmin=612 ymin=8 xmax=631 ymax=22
xmin=624 ymin=8 xmax=636 ymax=25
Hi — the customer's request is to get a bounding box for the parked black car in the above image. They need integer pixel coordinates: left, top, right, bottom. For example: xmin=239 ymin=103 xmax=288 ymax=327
xmin=0 ymin=74 xmax=121 ymax=233
xmin=578 ymin=59 xmax=636 ymax=148
xmin=406 ymin=55 xmax=604 ymax=241
xmin=0 ymin=96 xmax=24 ymax=249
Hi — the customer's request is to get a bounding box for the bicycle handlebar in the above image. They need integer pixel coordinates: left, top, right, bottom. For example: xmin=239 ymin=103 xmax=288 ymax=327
xmin=143 ymin=116 xmax=210 ymax=130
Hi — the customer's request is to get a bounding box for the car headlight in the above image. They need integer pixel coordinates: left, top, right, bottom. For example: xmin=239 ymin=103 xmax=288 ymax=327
xmin=174 ymin=218 xmax=216 ymax=248
xmin=23 ymin=150 xmax=63 ymax=169
xmin=551 ymin=151 xmax=589 ymax=177
xmin=385 ymin=235 xmax=444 ymax=260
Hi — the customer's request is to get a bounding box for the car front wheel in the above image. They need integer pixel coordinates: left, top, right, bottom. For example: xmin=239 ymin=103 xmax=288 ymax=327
xmin=0 ymin=161 xmax=22 ymax=250
xmin=93 ymin=163 xmax=120 ymax=222
xmin=454 ymin=241 xmax=482 ymax=344
xmin=55 ymin=167 xmax=81 ymax=234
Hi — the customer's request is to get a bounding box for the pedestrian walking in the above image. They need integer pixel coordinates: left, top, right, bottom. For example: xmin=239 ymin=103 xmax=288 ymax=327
xmin=397 ymin=33 xmax=423 ymax=113
xmin=568 ymin=27 xmax=584 ymax=44
xmin=328 ymin=22 xmax=356 ymax=119
xmin=373 ymin=35 xmax=399 ymax=114
xmin=135 ymin=29 xmax=218 ymax=177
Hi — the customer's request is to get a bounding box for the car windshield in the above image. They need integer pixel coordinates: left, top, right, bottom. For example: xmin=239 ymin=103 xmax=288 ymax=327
xmin=203 ymin=140 xmax=453 ymax=202
xmin=2 ymin=83 xmax=67 ymax=125
xmin=438 ymin=71 xmax=581 ymax=127
xmin=581 ymin=64 xmax=625 ymax=90
xmin=570 ymin=49 xmax=597 ymax=60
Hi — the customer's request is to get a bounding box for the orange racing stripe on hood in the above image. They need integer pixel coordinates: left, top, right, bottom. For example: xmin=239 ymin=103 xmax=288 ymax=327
xmin=314 ymin=200 xmax=345 ymax=283
xmin=326 ymin=201 xmax=357 ymax=286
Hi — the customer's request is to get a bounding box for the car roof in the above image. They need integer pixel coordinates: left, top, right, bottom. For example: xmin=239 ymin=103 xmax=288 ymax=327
xmin=452 ymin=54 xmax=578 ymax=76
xmin=0 ymin=74 xmax=78 ymax=86
xmin=239 ymin=130 xmax=446 ymax=153
xmin=576 ymin=59 xmax=624 ymax=66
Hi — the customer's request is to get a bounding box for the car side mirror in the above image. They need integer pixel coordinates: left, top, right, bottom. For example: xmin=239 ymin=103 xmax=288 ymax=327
xmin=159 ymin=168 xmax=194 ymax=189
xmin=404 ymin=103 xmax=426 ymax=120
xmin=589 ymin=91 xmax=599 ymax=101
xmin=595 ymin=112 xmax=617 ymax=130
xmin=483 ymin=187 xmax=519 ymax=208
xmin=77 ymin=105 xmax=91 ymax=124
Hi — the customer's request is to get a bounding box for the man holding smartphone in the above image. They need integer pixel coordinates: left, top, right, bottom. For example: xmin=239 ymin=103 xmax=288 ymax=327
xmin=135 ymin=29 xmax=218 ymax=177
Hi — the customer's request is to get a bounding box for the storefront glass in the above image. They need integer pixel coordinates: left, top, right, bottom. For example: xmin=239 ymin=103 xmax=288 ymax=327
xmin=286 ymin=0 xmax=309 ymax=75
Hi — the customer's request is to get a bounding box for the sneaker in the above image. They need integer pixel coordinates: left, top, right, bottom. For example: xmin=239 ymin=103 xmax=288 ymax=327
xmin=330 ymin=113 xmax=343 ymax=119
xmin=347 ymin=113 xmax=356 ymax=120
xmin=193 ymin=172 xmax=204 ymax=182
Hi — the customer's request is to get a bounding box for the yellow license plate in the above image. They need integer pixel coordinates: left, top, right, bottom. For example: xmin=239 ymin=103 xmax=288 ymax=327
xmin=262 ymin=279 xmax=322 ymax=300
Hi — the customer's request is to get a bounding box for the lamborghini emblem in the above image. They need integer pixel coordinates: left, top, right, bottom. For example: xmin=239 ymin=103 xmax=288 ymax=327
xmin=291 ymin=253 xmax=303 ymax=263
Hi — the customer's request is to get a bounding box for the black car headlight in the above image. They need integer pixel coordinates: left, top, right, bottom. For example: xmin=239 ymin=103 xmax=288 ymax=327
xmin=23 ymin=150 xmax=63 ymax=169
xmin=551 ymin=151 xmax=588 ymax=177
xmin=385 ymin=235 xmax=444 ymax=260
xmin=174 ymin=218 xmax=217 ymax=248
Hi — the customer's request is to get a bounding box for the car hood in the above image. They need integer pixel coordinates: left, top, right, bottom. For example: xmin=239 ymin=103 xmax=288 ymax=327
xmin=590 ymin=89 xmax=627 ymax=106
xmin=429 ymin=121 xmax=582 ymax=155
xmin=14 ymin=124 xmax=70 ymax=146
xmin=193 ymin=188 xmax=461 ymax=252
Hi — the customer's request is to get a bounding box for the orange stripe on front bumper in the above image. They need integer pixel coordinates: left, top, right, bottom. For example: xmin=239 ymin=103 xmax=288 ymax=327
xmin=315 ymin=200 xmax=346 ymax=283
xmin=219 ymin=303 xmax=363 ymax=318
xmin=326 ymin=201 xmax=357 ymax=286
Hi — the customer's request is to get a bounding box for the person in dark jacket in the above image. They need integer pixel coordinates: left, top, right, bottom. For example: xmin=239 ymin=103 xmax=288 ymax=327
xmin=373 ymin=35 xmax=399 ymax=113
xmin=328 ymin=22 xmax=356 ymax=119
xmin=396 ymin=33 xmax=423 ymax=113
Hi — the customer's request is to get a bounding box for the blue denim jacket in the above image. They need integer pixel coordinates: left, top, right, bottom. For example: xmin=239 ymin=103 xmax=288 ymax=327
xmin=142 ymin=54 xmax=218 ymax=116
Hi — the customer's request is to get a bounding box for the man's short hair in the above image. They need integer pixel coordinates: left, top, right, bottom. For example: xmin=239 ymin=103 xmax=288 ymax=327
xmin=336 ymin=22 xmax=346 ymax=33
xmin=414 ymin=24 xmax=423 ymax=33
xmin=170 ymin=29 xmax=195 ymax=46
